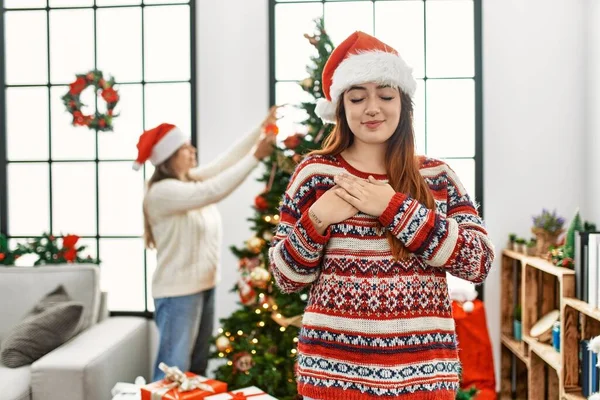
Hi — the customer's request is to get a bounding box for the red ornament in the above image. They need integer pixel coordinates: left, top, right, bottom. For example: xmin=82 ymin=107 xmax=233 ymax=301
xmin=283 ymin=133 xmax=302 ymax=150
xmin=63 ymin=234 xmax=80 ymax=248
xmin=264 ymin=123 xmax=279 ymax=136
xmin=0 ymin=253 xmax=5 ymax=261
xmin=238 ymin=276 xmax=256 ymax=306
xmin=254 ymin=195 xmax=268 ymax=211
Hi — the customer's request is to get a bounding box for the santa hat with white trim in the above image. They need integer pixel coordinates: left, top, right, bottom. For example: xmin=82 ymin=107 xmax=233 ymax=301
xmin=315 ymin=31 xmax=417 ymax=124
xmin=132 ymin=123 xmax=188 ymax=171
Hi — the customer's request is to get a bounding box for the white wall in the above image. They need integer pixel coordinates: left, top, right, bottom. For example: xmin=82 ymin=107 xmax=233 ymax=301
xmin=483 ymin=0 xmax=587 ymax=389
xmin=586 ymin=0 xmax=600 ymax=224
xmin=196 ymin=0 xmax=270 ymax=326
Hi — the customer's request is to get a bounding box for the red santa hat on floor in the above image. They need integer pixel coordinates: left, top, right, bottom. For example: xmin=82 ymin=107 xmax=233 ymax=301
xmin=132 ymin=123 xmax=188 ymax=171
xmin=315 ymin=31 xmax=417 ymax=124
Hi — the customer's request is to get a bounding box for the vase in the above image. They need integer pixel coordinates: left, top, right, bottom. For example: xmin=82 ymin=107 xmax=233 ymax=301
xmin=513 ymin=320 xmax=522 ymax=341
xmin=531 ymin=227 xmax=562 ymax=258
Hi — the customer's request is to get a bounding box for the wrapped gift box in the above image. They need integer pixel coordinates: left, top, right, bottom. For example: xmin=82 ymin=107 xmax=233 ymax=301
xmin=205 ymin=386 xmax=277 ymax=400
xmin=141 ymin=372 xmax=227 ymax=400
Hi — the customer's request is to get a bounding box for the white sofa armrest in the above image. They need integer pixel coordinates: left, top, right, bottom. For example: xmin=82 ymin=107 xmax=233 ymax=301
xmin=30 ymin=317 xmax=149 ymax=400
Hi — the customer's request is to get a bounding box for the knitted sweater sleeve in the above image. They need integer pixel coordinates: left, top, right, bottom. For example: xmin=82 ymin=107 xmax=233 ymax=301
xmin=268 ymin=159 xmax=329 ymax=294
xmin=188 ymin=127 xmax=261 ymax=180
xmin=378 ymin=164 xmax=495 ymax=283
xmin=147 ymin=153 xmax=259 ymax=216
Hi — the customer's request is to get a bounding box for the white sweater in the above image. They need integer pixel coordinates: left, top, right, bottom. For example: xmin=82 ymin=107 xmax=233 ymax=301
xmin=145 ymin=128 xmax=261 ymax=298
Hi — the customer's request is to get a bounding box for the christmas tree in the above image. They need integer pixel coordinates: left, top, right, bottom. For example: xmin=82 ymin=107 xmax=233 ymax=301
xmin=208 ymin=19 xmax=333 ymax=400
xmin=210 ymin=18 xmax=478 ymax=400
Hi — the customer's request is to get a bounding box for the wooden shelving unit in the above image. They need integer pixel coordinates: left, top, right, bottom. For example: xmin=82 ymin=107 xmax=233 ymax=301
xmin=500 ymin=249 xmax=600 ymax=399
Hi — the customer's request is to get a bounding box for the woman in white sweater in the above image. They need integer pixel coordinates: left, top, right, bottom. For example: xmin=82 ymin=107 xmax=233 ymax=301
xmin=133 ymin=109 xmax=276 ymax=380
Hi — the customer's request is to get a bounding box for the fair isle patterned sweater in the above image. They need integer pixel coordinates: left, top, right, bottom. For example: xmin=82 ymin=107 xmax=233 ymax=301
xmin=268 ymin=154 xmax=495 ymax=400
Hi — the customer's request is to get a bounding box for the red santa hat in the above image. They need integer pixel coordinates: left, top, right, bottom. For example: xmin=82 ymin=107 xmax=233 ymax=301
xmin=132 ymin=123 xmax=188 ymax=171
xmin=315 ymin=31 xmax=417 ymax=124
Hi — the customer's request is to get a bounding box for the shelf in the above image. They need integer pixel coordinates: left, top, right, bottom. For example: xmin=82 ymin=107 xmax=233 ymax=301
xmin=502 ymin=249 xmax=574 ymax=278
xmin=562 ymin=388 xmax=585 ymax=399
xmin=524 ymin=334 xmax=561 ymax=372
xmin=502 ymin=248 xmax=529 ymax=261
xmin=564 ymin=297 xmax=600 ymax=322
xmin=501 ymin=333 xmax=529 ymax=365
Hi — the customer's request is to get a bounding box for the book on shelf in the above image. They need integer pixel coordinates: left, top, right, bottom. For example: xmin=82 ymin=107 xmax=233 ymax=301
xmin=574 ymin=231 xmax=600 ymax=306
xmin=581 ymin=339 xmax=599 ymax=397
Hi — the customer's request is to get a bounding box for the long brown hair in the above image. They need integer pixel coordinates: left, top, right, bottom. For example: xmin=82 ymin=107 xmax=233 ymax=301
xmin=311 ymin=90 xmax=435 ymax=260
xmin=143 ymin=152 xmax=180 ymax=249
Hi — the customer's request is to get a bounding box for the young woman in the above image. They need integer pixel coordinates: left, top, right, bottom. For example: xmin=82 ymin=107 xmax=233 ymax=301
xmin=268 ymin=32 xmax=494 ymax=399
xmin=135 ymin=108 xmax=277 ymax=380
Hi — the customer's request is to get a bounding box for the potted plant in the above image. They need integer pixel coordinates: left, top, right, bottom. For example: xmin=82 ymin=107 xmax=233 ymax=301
xmin=508 ymin=233 xmax=517 ymax=250
xmin=526 ymin=238 xmax=537 ymax=256
xmin=513 ymin=304 xmax=522 ymax=341
xmin=531 ymin=209 xmax=565 ymax=257
xmin=515 ymin=238 xmax=527 ymax=254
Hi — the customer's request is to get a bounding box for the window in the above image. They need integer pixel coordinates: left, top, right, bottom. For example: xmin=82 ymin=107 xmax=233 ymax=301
xmin=269 ymin=0 xmax=484 ymax=296
xmin=0 ymin=0 xmax=197 ymax=313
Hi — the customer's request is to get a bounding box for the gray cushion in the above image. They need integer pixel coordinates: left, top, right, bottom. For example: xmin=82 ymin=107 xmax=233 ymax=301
xmin=0 ymin=286 xmax=84 ymax=368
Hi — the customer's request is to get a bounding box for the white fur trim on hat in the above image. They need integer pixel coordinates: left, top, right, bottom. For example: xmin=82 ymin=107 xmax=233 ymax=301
xmin=315 ymin=98 xmax=337 ymax=124
xmin=319 ymin=51 xmax=417 ymax=124
xmin=132 ymin=161 xmax=142 ymax=171
xmin=149 ymin=126 xmax=188 ymax=166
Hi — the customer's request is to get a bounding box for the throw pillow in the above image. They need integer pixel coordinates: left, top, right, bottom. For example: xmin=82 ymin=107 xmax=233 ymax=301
xmin=0 ymin=285 xmax=84 ymax=368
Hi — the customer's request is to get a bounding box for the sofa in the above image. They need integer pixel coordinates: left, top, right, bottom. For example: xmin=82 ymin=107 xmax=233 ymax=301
xmin=0 ymin=265 xmax=150 ymax=400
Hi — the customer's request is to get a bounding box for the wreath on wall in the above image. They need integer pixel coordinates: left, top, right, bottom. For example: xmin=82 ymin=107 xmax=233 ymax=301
xmin=62 ymin=69 xmax=119 ymax=132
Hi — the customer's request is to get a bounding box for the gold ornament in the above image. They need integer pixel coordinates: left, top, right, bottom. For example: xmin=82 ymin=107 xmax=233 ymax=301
xmin=250 ymin=266 xmax=271 ymax=288
xmin=216 ymin=335 xmax=232 ymax=352
xmin=300 ymin=77 xmax=313 ymax=90
xmin=246 ymin=237 xmax=266 ymax=254
xmin=262 ymin=230 xmax=274 ymax=242
xmin=276 ymin=151 xmax=297 ymax=174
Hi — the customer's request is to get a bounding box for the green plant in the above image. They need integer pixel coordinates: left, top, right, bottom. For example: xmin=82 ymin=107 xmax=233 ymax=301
xmin=532 ymin=209 xmax=565 ymax=234
xmin=584 ymin=221 xmax=597 ymax=232
xmin=514 ymin=304 xmax=522 ymax=322
xmin=527 ymin=238 xmax=537 ymax=248
xmin=24 ymin=233 xmax=99 ymax=265
xmin=515 ymin=238 xmax=527 ymax=245
xmin=508 ymin=233 xmax=517 ymax=243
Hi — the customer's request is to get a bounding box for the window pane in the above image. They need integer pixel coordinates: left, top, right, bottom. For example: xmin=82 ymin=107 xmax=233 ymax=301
xmin=98 ymin=84 xmax=143 ymax=160
xmin=52 ymin=162 xmax=97 ymax=236
xmin=275 ymin=3 xmax=324 ymax=81
xmin=99 ymin=162 xmax=144 ymax=236
xmin=4 ymin=0 xmax=45 ymax=8
xmin=49 ymin=9 xmax=95 ymax=84
xmin=146 ymin=248 xmax=157 ymax=311
xmin=426 ymin=1 xmax=474 ymax=78
xmin=49 ymin=0 xmax=94 ymax=7
xmin=97 ymin=0 xmax=141 ymax=5
xmin=97 ymin=8 xmax=142 ymax=83
xmin=375 ymin=1 xmax=424 ymax=79
xmin=413 ymin=79 xmax=425 ymax=155
xmin=5 ymin=11 xmax=48 ymax=85
xmin=145 ymin=83 xmax=192 ymax=135
xmin=50 ymin=87 xmax=96 ymax=160
xmin=275 ymin=82 xmax=313 ymax=137
xmin=144 ymin=0 xmax=188 ymax=3
xmin=275 ymin=0 xmax=317 ymax=2
xmin=6 ymin=87 xmax=49 ymax=161
xmin=100 ymin=238 xmax=146 ymax=311
xmin=324 ymin=2 xmax=373 ymax=47
xmin=144 ymin=5 xmax=190 ymax=81
xmin=8 ymin=164 xmax=50 ymax=236
xmin=425 ymin=79 xmax=474 ymax=158
xmin=441 ymin=158 xmax=476 ymax=202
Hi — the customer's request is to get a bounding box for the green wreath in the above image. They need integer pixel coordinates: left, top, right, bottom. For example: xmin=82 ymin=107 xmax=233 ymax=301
xmin=62 ymin=69 xmax=119 ymax=132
